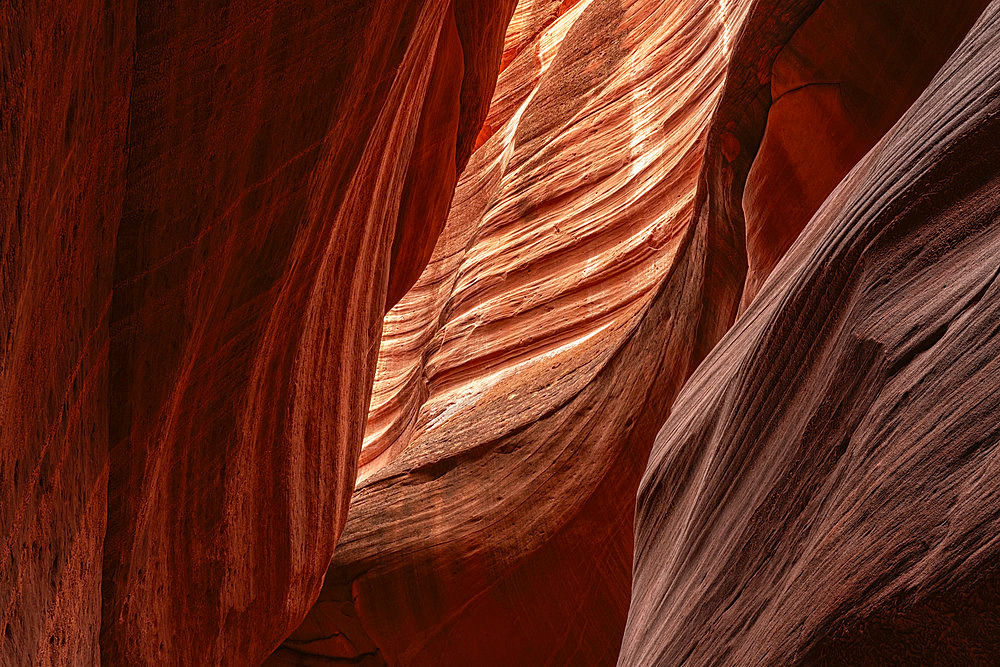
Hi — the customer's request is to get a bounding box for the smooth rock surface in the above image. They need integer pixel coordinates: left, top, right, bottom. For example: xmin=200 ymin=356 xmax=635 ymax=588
xmin=740 ymin=0 xmax=990 ymax=307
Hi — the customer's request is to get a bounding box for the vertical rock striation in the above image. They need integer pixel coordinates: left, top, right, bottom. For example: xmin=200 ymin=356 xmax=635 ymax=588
xmin=102 ymin=1 xmax=514 ymax=663
xmin=1 ymin=2 xmax=133 ymax=662
xmin=3 ymin=0 xmax=513 ymax=663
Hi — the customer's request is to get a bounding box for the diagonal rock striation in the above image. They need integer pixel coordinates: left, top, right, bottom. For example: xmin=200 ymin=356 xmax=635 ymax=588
xmin=622 ymin=2 xmax=1000 ymax=663
xmin=275 ymin=0 xmax=756 ymax=663
xmin=4 ymin=0 xmax=999 ymax=663
xmin=278 ymin=0 xmax=993 ymax=664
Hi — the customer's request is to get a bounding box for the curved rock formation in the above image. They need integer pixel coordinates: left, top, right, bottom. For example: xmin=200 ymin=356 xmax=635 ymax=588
xmin=102 ymin=1 xmax=514 ymax=663
xmin=274 ymin=0 xmax=755 ymax=663
xmin=622 ymin=3 xmax=1000 ymax=664
xmin=740 ymin=0 xmax=991 ymax=306
xmin=6 ymin=0 xmax=999 ymax=663
xmin=3 ymin=1 xmax=513 ymax=663
xmin=279 ymin=0 xmax=996 ymax=663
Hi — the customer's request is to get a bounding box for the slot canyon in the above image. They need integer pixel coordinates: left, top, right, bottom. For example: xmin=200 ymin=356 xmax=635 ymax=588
xmin=3 ymin=0 xmax=999 ymax=664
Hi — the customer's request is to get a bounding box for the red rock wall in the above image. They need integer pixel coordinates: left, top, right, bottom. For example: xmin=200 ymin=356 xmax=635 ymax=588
xmin=5 ymin=0 xmax=998 ymax=664
xmin=621 ymin=3 xmax=1000 ymax=664
xmin=740 ymin=0 xmax=990 ymax=307
xmin=3 ymin=1 xmax=513 ymax=663
xmin=274 ymin=0 xmax=756 ymax=663
xmin=278 ymin=0 xmax=997 ymax=663
xmin=1 ymin=2 xmax=132 ymax=662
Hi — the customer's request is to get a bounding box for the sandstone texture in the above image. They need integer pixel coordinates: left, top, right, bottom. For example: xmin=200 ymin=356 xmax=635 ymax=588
xmin=740 ymin=0 xmax=991 ymax=307
xmin=622 ymin=2 xmax=1000 ymax=664
xmin=275 ymin=0 xmax=754 ymax=663
xmin=104 ymin=1 xmax=514 ymax=662
xmin=4 ymin=0 xmax=1000 ymax=664
xmin=3 ymin=1 xmax=514 ymax=663
xmin=2 ymin=3 xmax=131 ymax=662
xmin=277 ymin=0 xmax=999 ymax=664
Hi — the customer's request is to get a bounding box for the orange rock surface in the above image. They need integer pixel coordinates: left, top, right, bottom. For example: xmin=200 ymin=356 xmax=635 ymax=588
xmin=5 ymin=0 xmax=1000 ymax=664
xmin=740 ymin=0 xmax=990 ymax=307
xmin=279 ymin=0 xmax=999 ymax=664
xmin=275 ymin=0 xmax=755 ymax=663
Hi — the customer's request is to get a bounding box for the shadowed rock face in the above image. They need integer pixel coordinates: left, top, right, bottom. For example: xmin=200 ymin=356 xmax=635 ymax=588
xmin=740 ymin=0 xmax=991 ymax=307
xmin=103 ymin=1 xmax=515 ymax=663
xmin=2 ymin=1 xmax=513 ymax=663
xmin=277 ymin=0 xmax=997 ymax=664
xmin=622 ymin=3 xmax=1000 ymax=664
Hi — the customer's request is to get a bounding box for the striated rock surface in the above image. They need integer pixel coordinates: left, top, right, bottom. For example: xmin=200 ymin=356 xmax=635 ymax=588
xmin=5 ymin=0 xmax=999 ymax=663
xmin=275 ymin=0 xmax=755 ymax=663
xmin=3 ymin=1 xmax=513 ymax=663
xmin=102 ymin=1 xmax=514 ymax=663
xmin=1 ymin=2 xmax=132 ymax=662
xmin=622 ymin=3 xmax=1000 ymax=664
xmin=279 ymin=0 xmax=996 ymax=663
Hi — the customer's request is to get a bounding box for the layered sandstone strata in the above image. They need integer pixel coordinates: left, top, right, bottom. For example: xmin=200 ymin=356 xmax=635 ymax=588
xmin=275 ymin=0 xmax=754 ymax=663
xmin=4 ymin=0 xmax=998 ymax=664
xmin=278 ymin=0 xmax=995 ymax=663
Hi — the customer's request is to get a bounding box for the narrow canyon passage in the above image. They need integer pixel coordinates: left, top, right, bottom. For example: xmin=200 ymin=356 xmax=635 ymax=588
xmin=278 ymin=0 xmax=1000 ymax=664
xmin=2 ymin=0 xmax=999 ymax=665
xmin=624 ymin=3 xmax=1000 ymax=664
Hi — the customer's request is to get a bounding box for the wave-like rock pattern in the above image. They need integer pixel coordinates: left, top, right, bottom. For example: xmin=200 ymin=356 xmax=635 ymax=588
xmin=275 ymin=0 xmax=757 ymax=663
xmin=279 ymin=0 xmax=994 ymax=664
xmin=622 ymin=2 xmax=1000 ymax=663
xmin=5 ymin=0 xmax=999 ymax=664
xmin=103 ymin=2 xmax=517 ymax=662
